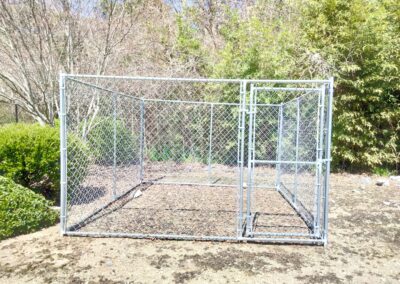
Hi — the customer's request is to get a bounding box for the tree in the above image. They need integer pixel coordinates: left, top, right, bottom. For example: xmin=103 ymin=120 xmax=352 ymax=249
xmin=0 ymin=0 xmax=143 ymax=125
xmin=301 ymin=0 xmax=400 ymax=171
xmin=177 ymin=0 xmax=399 ymax=172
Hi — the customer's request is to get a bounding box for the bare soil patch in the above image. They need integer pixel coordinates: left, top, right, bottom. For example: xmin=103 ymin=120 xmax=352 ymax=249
xmin=73 ymin=184 xmax=309 ymax=237
xmin=67 ymin=163 xmax=314 ymax=239
xmin=0 ymin=173 xmax=399 ymax=283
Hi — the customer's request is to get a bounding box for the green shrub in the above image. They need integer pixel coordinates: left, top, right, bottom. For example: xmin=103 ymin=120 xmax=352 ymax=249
xmin=0 ymin=123 xmax=89 ymax=203
xmin=0 ymin=176 xmax=58 ymax=240
xmin=148 ymin=145 xmax=204 ymax=163
xmin=83 ymin=117 xmax=138 ymax=164
xmin=372 ymin=167 xmax=396 ymax=177
xmin=148 ymin=132 xmax=187 ymax=162
xmin=178 ymin=0 xmax=399 ymax=173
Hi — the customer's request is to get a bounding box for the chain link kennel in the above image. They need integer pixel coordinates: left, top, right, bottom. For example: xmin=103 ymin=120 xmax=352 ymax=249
xmin=60 ymin=75 xmax=333 ymax=245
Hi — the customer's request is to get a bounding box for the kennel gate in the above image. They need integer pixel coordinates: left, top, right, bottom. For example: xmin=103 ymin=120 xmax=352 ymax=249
xmin=60 ymin=74 xmax=333 ymax=245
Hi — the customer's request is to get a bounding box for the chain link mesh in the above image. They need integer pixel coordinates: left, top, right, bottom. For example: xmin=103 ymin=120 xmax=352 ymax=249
xmin=62 ymin=76 xmax=332 ymax=244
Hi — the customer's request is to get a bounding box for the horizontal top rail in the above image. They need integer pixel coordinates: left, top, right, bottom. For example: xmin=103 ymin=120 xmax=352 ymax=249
xmin=66 ymin=78 xmax=140 ymax=100
xmin=254 ymin=87 xmax=323 ymax=92
xmin=62 ymin=73 xmax=332 ymax=84
xmin=142 ymin=98 xmax=240 ymax=106
xmin=253 ymin=103 xmax=281 ymax=107
xmin=65 ymin=78 xmax=241 ymax=105
xmin=253 ymin=159 xmax=331 ymax=165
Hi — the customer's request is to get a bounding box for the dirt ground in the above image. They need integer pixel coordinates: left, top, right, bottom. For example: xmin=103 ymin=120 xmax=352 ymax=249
xmin=0 ymin=173 xmax=399 ymax=284
xmin=72 ymin=184 xmax=310 ymax=238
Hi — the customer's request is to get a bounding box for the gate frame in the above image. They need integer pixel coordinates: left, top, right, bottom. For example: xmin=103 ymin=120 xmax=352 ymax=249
xmin=245 ymin=82 xmax=333 ymax=243
xmin=59 ymin=74 xmax=333 ymax=245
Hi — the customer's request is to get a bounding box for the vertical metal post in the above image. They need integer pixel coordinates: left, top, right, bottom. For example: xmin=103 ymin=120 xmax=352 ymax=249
xmin=314 ymin=85 xmax=325 ymax=235
xmin=246 ymin=84 xmax=255 ymax=235
xmin=312 ymin=90 xmax=321 ymax=232
xmin=323 ymin=78 xmax=334 ymax=245
xmin=250 ymin=87 xmax=257 ymax=233
xmin=236 ymin=84 xmax=242 ymax=237
xmin=112 ymin=93 xmax=117 ymax=199
xmin=251 ymin=93 xmax=257 ymax=179
xmin=207 ymin=103 xmax=214 ymax=183
xmin=59 ymin=73 xmax=67 ymax=234
xmin=139 ymin=99 xmax=145 ymax=182
xmin=276 ymin=104 xmax=284 ymax=191
xmin=237 ymin=81 xmax=247 ymax=238
xmin=293 ymin=97 xmax=300 ymax=204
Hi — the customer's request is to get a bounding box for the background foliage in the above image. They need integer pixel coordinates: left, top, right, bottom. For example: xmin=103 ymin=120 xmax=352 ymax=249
xmin=176 ymin=0 xmax=399 ymax=173
xmin=0 ymin=0 xmax=398 ymax=173
xmin=84 ymin=117 xmax=138 ymax=165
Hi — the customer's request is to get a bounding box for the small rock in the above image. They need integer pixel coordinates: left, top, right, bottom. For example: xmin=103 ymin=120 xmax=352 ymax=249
xmin=360 ymin=176 xmax=372 ymax=185
xmin=376 ymin=179 xmax=390 ymax=186
xmin=390 ymin=176 xmax=400 ymax=187
xmin=133 ymin=189 xmax=143 ymax=198
xmin=383 ymin=201 xmax=391 ymax=206
xmin=53 ymin=259 xmax=69 ymax=269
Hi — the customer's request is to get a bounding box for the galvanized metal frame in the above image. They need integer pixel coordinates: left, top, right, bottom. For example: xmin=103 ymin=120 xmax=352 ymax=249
xmin=237 ymin=80 xmax=247 ymax=238
xmin=59 ymin=74 xmax=333 ymax=245
xmin=294 ymin=97 xmax=300 ymax=204
xmin=59 ymin=73 xmax=67 ymax=233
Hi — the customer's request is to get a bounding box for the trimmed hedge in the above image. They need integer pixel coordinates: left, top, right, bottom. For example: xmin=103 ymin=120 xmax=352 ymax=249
xmin=0 ymin=123 xmax=89 ymax=203
xmin=0 ymin=176 xmax=58 ymax=240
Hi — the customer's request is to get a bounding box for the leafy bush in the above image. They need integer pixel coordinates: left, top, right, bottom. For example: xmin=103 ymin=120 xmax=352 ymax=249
xmin=301 ymin=0 xmax=400 ymax=172
xmin=177 ymin=0 xmax=400 ymax=173
xmin=148 ymin=144 xmax=185 ymax=162
xmin=0 ymin=176 xmax=58 ymax=240
xmin=83 ymin=117 xmax=138 ymax=164
xmin=0 ymin=123 xmax=89 ymax=203
xmin=372 ymin=167 xmax=396 ymax=177
xmin=148 ymin=141 xmax=203 ymax=163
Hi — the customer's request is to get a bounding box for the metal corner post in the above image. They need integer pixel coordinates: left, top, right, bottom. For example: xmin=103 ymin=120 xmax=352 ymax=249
xmin=276 ymin=103 xmax=284 ymax=191
xmin=237 ymin=80 xmax=247 ymax=238
xmin=313 ymin=84 xmax=326 ymax=236
xmin=323 ymin=77 xmax=334 ymax=245
xmin=59 ymin=73 xmax=67 ymax=234
xmin=112 ymin=92 xmax=117 ymax=199
xmin=246 ymin=84 xmax=255 ymax=236
xmin=294 ymin=97 xmax=300 ymax=204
